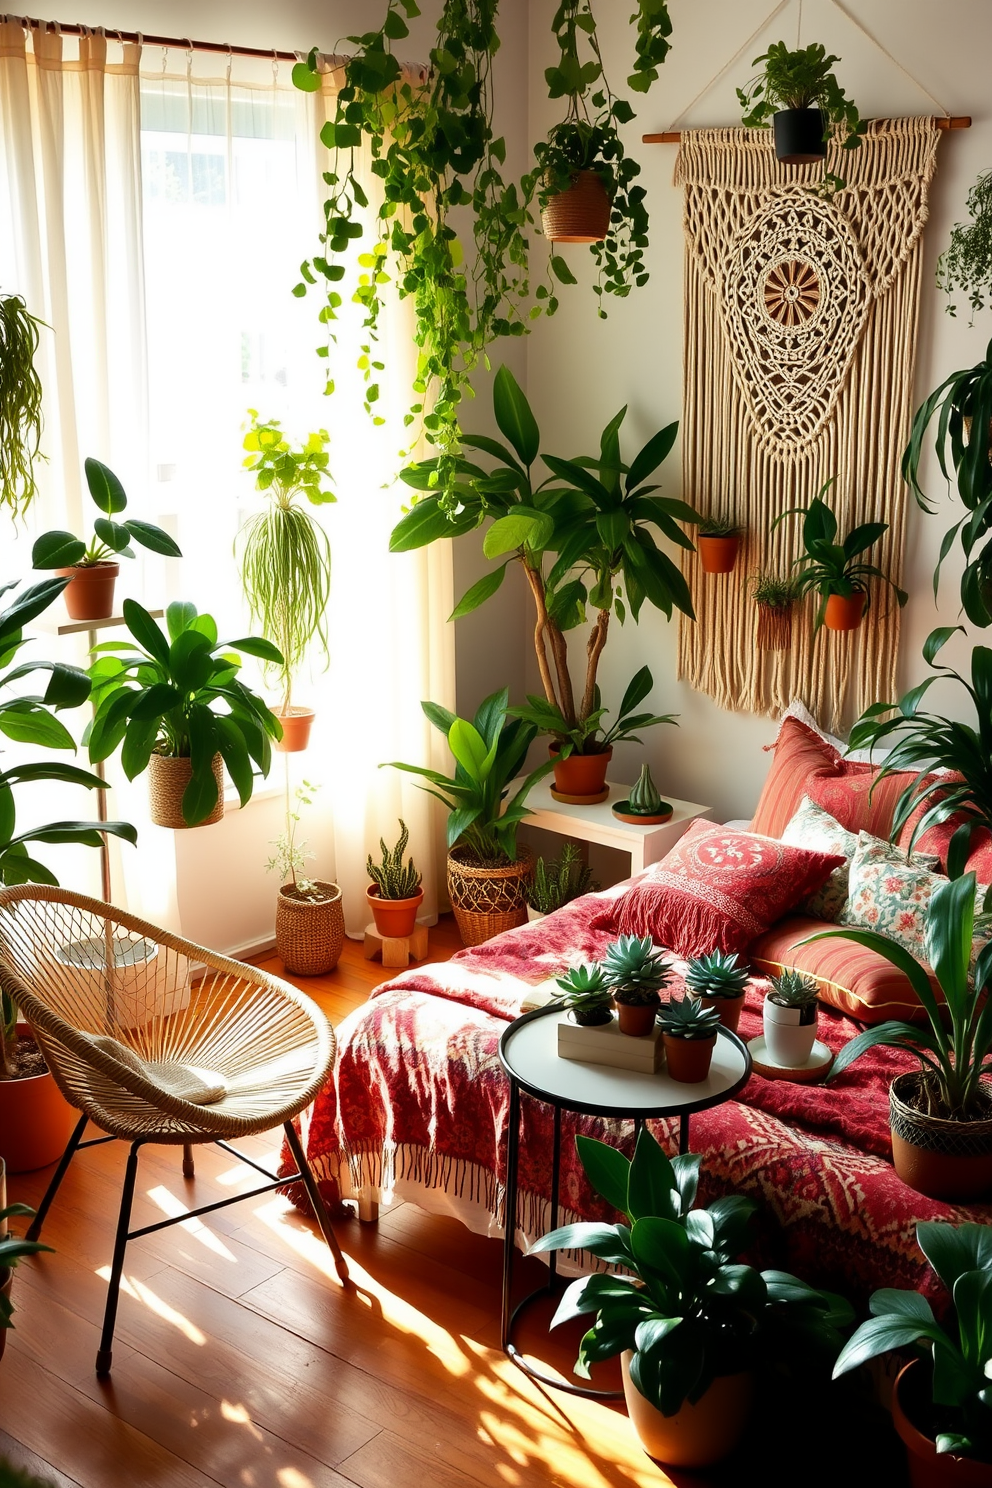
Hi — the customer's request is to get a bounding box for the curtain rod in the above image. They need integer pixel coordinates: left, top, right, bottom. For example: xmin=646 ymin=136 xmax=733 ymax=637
xmin=7 ymin=13 xmax=322 ymax=62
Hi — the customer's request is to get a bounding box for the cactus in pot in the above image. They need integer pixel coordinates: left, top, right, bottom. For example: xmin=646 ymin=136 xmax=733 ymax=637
xmin=366 ymin=819 xmax=424 ymax=938
xmin=763 ymin=969 xmax=819 ymax=1067
xmin=602 ymin=935 xmax=671 ymax=1036
xmin=658 ymin=996 xmax=722 ymax=1082
xmin=556 ymin=964 xmax=614 ymax=1027
xmin=684 ymin=951 xmax=751 ymax=1033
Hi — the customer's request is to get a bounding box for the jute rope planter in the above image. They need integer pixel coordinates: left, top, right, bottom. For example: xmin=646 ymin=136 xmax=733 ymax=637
xmin=756 ymin=604 xmax=794 ymax=652
xmin=447 ymin=844 xmax=533 ymax=948
xmin=541 ymin=170 xmax=612 ymax=243
xmin=889 ymin=1070 xmax=992 ymax=1202
xmin=148 ymin=752 xmax=224 ymax=829
xmin=276 ymin=880 xmax=344 ymax=976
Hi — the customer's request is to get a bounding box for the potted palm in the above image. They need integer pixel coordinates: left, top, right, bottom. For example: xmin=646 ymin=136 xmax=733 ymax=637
xmin=775 ymin=479 xmax=908 ymax=632
xmin=266 ymin=781 xmax=343 ymax=976
xmin=32 ymin=458 xmax=181 ymax=621
xmin=601 ymin=934 xmax=670 ymax=1037
xmin=526 ymin=842 xmax=596 ymax=921
xmin=684 ymin=950 xmax=750 ymax=1033
xmin=750 ymin=571 xmax=802 ymax=651
xmin=0 ymin=1191 xmax=51 ymax=1364
xmin=737 ymin=40 xmax=864 ymax=186
xmin=658 ymin=996 xmax=722 ymax=1080
xmin=0 ymin=289 xmax=45 ymax=520
xmin=366 ymin=819 xmax=423 ymax=938
xmin=530 ymin=1129 xmax=852 ymax=1468
xmin=237 ymin=414 xmax=334 ymax=752
xmin=763 ymin=969 xmax=819 ymax=1067
xmin=697 ymin=516 xmax=743 ymax=574
xmin=555 ymin=964 xmax=614 ymax=1027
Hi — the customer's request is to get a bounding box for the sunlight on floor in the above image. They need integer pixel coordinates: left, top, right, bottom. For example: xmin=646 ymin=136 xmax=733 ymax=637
xmin=276 ymin=1469 xmax=315 ymax=1488
xmin=146 ymin=1184 xmax=238 ymax=1260
xmin=220 ymin=1400 xmax=265 ymax=1442
xmin=97 ymin=1266 xmax=207 ymax=1345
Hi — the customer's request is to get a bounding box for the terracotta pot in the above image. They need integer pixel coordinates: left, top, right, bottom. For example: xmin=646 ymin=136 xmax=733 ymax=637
xmin=824 ymin=591 xmax=866 ymax=631
xmin=550 ymin=745 xmax=612 ymax=800
xmin=889 ymin=1071 xmax=992 ymax=1202
xmin=621 ymin=1355 xmax=754 ymax=1467
xmin=0 ymin=1269 xmax=10 ymax=1363
xmin=273 ymin=706 xmax=315 ymax=753
xmin=541 ymin=169 xmax=612 ymax=243
xmin=773 ymin=107 xmax=827 ymax=164
xmin=763 ymin=997 xmax=818 ymax=1067
xmin=276 ymin=881 xmax=344 ymax=976
xmin=57 ymin=562 xmax=120 ymax=622
xmin=663 ymin=1034 xmax=716 ymax=1084
xmin=147 ymin=751 xmax=225 ymax=829
xmin=698 ymin=992 xmax=746 ymax=1034
xmin=0 ymin=1027 xmax=78 ymax=1173
xmin=892 ymin=1359 xmax=992 ymax=1488
xmin=697 ymin=534 xmax=740 ymax=574
xmin=367 ymin=884 xmax=423 ymax=939
xmin=756 ymin=604 xmax=794 ymax=651
xmin=616 ymin=1002 xmax=658 ymax=1037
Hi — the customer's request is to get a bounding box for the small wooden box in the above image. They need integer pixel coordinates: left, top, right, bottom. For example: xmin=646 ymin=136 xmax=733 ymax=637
xmin=557 ymin=1016 xmax=665 ymax=1073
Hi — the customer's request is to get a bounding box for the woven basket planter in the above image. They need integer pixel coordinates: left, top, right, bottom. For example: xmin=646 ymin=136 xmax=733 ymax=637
xmin=541 ymin=170 xmax=612 ymax=243
xmin=447 ymin=844 xmax=533 ymax=948
xmin=890 ymin=1070 xmax=992 ymax=1202
xmin=276 ymin=880 xmax=344 ymax=976
xmin=148 ymin=752 xmax=225 ymax=829
xmin=756 ymin=604 xmax=794 ymax=652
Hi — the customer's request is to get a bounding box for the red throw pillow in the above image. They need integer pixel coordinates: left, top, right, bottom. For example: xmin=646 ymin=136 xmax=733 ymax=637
xmin=612 ymin=820 xmax=845 ymax=958
xmin=803 ymin=766 xmax=931 ymax=838
xmin=749 ymin=716 xmax=843 ymax=838
xmin=896 ymin=779 xmax=992 ymax=881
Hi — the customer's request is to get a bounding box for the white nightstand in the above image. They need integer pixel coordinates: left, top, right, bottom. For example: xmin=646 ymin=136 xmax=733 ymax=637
xmin=512 ymin=777 xmax=710 ymax=874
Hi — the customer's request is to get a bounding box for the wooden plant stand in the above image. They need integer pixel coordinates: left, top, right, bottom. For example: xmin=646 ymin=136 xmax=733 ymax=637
xmin=362 ymin=921 xmax=429 ymax=970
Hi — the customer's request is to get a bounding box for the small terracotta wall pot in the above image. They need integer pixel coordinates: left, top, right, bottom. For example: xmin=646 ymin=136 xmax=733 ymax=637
xmin=147 ymin=751 xmax=225 ymax=829
xmin=276 ymin=881 xmax=344 ymax=976
xmin=756 ymin=604 xmax=793 ymax=651
xmin=892 ymin=1359 xmax=992 ymax=1488
xmin=541 ymin=170 xmax=612 ymax=242
xmin=663 ymin=1034 xmax=715 ymax=1084
xmin=763 ymin=998 xmax=817 ymax=1067
xmin=57 ymin=562 xmax=120 ymax=622
xmin=697 ymin=535 xmax=740 ymax=574
xmin=824 ymin=591 xmax=866 ymax=632
xmin=273 ymin=706 xmax=315 ymax=753
xmin=889 ymin=1071 xmax=992 ymax=1202
xmin=367 ymin=884 xmax=423 ymax=939
xmin=0 ymin=1027 xmax=78 ymax=1173
xmin=0 ymin=1269 xmax=11 ymax=1362
xmin=699 ymin=992 xmax=746 ymax=1034
xmin=550 ymin=745 xmax=612 ymax=799
xmin=616 ymin=1002 xmax=658 ymax=1038
xmin=621 ymin=1354 xmax=754 ymax=1468
xmin=773 ymin=107 xmax=827 ymax=164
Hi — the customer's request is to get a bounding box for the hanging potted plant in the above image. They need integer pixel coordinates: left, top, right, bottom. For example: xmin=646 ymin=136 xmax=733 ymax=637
xmin=87 ymin=599 xmax=283 ymax=829
xmin=0 ymin=289 xmax=46 ymax=521
xmin=612 ymin=763 xmax=672 ymax=824
xmin=737 ymin=41 xmax=864 ymax=188
xmin=658 ymin=995 xmax=722 ymax=1081
xmin=530 ymin=1130 xmax=852 ymax=1469
xmin=763 ymin=969 xmax=819 ymax=1068
xmin=601 ymin=934 xmax=670 ymax=1036
xmin=937 ymin=170 xmax=992 ymax=325
xmin=266 ymin=781 xmax=343 ymax=976
xmin=555 ymin=964 xmax=614 ymax=1026
xmin=32 ymin=458 xmax=182 ymax=622
xmin=750 ymin=571 xmax=802 ymax=651
xmin=366 ymin=819 xmax=423 ymax=938
xmin=684 ymin=950 xmax=750 ymax=1034
xmin=526 ymin=842 xmax=596 ymax=921
xmin=697 ymin=516 xmax=743 ymax=574
xmin=0 ymin=1190 xmax=51 ymax=1364
xmin=237 ymin=414 xmax=334 ymax=752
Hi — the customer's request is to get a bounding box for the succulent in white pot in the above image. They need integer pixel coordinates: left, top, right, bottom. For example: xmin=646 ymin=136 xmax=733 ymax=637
xmin=763 ymin=969 xmax=819 ymax=1067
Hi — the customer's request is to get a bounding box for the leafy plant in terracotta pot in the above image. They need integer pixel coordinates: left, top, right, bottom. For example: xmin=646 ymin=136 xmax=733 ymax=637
xmin=0 ymin=1194 xmax=51 ymax=1363
xmin=750 ymin=571 xmax=802 ymax=651
xmin=366 ymin=819 xmax=423 ymax=938
xmin=0 ymin=288 xmax=46 ymax=520
xmin=684 ymin=950 xmax=750 ymax=1034
xmin=697 ymin=515 xmax=743 ymax=574
xmin=763 ymin=969 xmax=819 ymax=1068
xmin=658 ymin=995 xmax=721 ymax=1081
xmin=32 ymin=458 xmax=181 ymax=622
xmin=556 ymin=963 xmax=614 ymax=1027
xmin=237 ymin=413 xmax=334 ymax=752
xmin=737 ymin=41 xmax=864 ymax=191
xmin=526 ymin=842 xmax=596 ymax=920
xmin=266 ymin=781 xmax=344 ymax=977
xmin=601 ymin=934 xmax=670 ymax=1037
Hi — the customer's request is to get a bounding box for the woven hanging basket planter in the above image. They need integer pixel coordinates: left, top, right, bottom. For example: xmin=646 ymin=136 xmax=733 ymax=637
xmin=756 ymin=604 xmax=794 ymax=652
xmin=447 ymin=844 xmax=533 ymax=947
xmin=148 ymin=752 xmax=225 ymax=829
xmin=276 ymin=880 xmax=344 ymax=976
xmin=889 ymin=1070 xmax=992 ymax=1202
xmin=541 ymin=170 xmax=612 ymax=243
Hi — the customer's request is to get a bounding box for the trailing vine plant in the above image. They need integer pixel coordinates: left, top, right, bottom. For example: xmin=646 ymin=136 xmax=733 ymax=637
xmin=0 ymin=290 xmax=46 ymax=519
xmin=937 ymin=170 xmax=992 ymax=322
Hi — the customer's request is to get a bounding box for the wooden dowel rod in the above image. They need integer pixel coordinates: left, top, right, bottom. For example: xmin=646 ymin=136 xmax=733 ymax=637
xmin=644 ymin=116 xmax=971 ymax=144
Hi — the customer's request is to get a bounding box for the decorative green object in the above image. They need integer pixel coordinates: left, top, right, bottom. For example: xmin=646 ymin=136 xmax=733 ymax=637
xmin=367 ymin=819 xmax=422 ymax=901
xmin=657 ymin=996 xmax=721 ymax=1040
xmin=601 ymin=934 xmax=671 ymax=1005
xmin=31 ymin=458 xmax=181 ymax=570
xmin=767 ymin=968 xmax=819 ymax=1011
xmin=555 ymin=963 xmax=613 ymax=1025
xmin=737 ymin=41 xmax=864 ymax=193
xmin=529 ymin=1129 xmax=852 ymax=1414
xmin=937 ymin=171 xmax=992 ymax=322
xmin=684 ymin=951 xmax=750 ymax=1002
xmin=527 ymin=842 xmax=596 ymax=915
xmin=0 ymin=1202 xmax=51 ymax=1329
xmin=0 ymin=290 xmax=45 ymax=519
xmin=626 ymin=764 xmax=664 ymax=816
xmin=774 ymin=478 xmax=908 ymax=629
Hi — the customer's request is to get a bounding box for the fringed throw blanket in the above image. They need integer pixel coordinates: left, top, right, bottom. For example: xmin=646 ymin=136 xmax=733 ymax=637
xmin=675 ymin=119 xmax=941 ymax=731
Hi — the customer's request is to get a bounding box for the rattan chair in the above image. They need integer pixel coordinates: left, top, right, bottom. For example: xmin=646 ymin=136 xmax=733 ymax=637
xmin=0 ymin=885 xmax=349 ymax=1376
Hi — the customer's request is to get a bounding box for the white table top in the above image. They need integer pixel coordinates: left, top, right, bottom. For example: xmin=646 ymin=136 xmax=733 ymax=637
xmin=500 ymin=1006 xmax=750 ymax=1118
xmin=514 ymin=777 xmax=709 ymax=839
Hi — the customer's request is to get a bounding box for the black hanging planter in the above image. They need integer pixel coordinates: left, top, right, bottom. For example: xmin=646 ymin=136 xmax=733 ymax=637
xmin=773 ymin=108 xmax=827 ymax=164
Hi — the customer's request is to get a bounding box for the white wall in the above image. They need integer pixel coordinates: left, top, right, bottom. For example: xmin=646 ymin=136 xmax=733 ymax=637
xmin=524 ymin=0 xmax=992 ymax=822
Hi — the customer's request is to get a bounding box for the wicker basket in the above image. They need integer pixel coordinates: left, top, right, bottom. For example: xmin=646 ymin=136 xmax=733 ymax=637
xmin=276 ymin=880 xmax=344 ymax=976
xmin=889 ymin=1071 xmax=992 ymax=1201
xmin=756 ymin=604 xmax=794 ymax=652
xmin=447 ymin=845 xmax=533 ymax=948
xmin=148 ymin=752 xmax=225 ymax=829
xmin=541 ymin=170 xmax=612 ymax=243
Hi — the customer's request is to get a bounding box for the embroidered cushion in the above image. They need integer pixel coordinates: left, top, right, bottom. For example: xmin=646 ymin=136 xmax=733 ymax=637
xmin=611 ymin=820 xmax=844 ymax=958
xmin=804 ymin=766 xmax=948 ymax=840
xmin=781 ymin=797 xmax=940 ymax=922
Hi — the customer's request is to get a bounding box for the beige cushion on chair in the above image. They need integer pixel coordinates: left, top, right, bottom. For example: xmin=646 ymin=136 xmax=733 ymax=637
xmin=87 ymin=1033 xmax=228 ymax=1106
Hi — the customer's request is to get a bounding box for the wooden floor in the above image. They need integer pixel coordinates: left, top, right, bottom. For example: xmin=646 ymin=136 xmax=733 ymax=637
xmin=1 ymin=916 xmax=904 ymax=1488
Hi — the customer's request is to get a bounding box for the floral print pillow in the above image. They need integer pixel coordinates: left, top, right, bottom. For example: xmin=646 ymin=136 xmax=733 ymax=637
xmin=782 ymin=798 xmax=940 ymax=922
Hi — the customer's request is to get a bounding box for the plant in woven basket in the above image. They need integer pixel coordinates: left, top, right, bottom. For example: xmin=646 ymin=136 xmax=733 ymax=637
xmin=0 ymin=289 xmax=46 ymax=520
xmin=601 ymin=934 xmax=671 ymax=1007
xmin=685 ymin=951 xmax=750 ymax=1002
xmin=31 ymin=458 xmax=181 ymax=572
xmin=774 ymin=479 xmax=908 ymax=630
xmin=737 ymin=41 xmax=864 ymax=194
xmin=1 ymin=1201 xmax=51 ymax=1332
xmin=657 ymin=996 xmax=721 ymax=1040
xmin=527 ymin=842 xmax=596 ymax=914
xmin=749 ymin=572 xmax=802 ymax=650
xmin=555 ymin=963 xmax=613 ymax=1025
xmin=937 ymin=170 xmax=992 ymax=323
xmin=367 ymin=819 xmax=422 ymax=901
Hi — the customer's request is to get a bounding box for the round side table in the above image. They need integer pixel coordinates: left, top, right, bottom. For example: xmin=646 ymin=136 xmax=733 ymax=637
xmin=498 ymin=1003 xmax=751 ymax=1399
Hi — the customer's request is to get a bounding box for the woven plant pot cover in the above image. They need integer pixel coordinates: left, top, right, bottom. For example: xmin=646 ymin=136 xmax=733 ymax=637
xmin=540 ymin=170 xmax=611 ymax=243
xmin=447 ymin=845 xmax=533 ymax=948
xmin=276 ymin=881 xmax=344 ymax=976
xmin=756 ymin=606 xmax=793 ymax=652
xmin=148 ymin=752 xmax=224 ymax=829
xmin=890 ymin=1072 xmax=992 ymax=1157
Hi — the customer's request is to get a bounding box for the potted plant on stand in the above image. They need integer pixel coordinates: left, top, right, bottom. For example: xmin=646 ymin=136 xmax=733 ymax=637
xmin=658 ymin=996 xmax=722 ymax=1081
xmin=0 ymin=1193 xmax=51 ymax=1364
xmin=737 ymin=40 xmax=864 ymax=186
xmin=366 ymin=819 xmax=423 ymax=938
xmin=601 ymin=934 xmax=671 ymax=1036
xmin=751 ymin=572 xmax=802 ymax=651
xmin=32 ymin=457 xmax=181 ymax=622
xmin=0 ymin=287 xmax=45 ymax=520
xmin=555 ymin=964 xmax=614 ymax=1027
xmin=237 ymin=413 xmax=334 ymax=752
xmin=526 ymin=842 xmax=596 ymax=921
xmin=697 ymin=516 xmax=743 ymax=574
xmin=612 ymin=763 xmax=672 ymax=824
xmin=685 ymin=950 xmax=750 ymax=1033
xmin=266 ymin=781 xmax=343 ymax=976
xmin=762 ymin=969 xmax=820 ymax=1067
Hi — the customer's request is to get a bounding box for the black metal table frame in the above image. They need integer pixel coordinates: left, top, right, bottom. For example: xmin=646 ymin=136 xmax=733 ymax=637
xmin=497 ymin=1004 xmax=752 ymax=1400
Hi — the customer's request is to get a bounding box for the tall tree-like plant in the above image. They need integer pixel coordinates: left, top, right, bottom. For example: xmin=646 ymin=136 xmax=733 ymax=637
xmin=0 ymin=290 xmax=46 ymax=518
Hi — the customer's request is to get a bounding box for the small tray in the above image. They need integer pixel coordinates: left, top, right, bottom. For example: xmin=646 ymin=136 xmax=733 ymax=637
xmin=612 ymin=799 xmax=673 ymax=824
xmin=550 ymin=785 xmax=610 ymax=805
xmin=747 ymin=1035 xmax=834 ymax=1084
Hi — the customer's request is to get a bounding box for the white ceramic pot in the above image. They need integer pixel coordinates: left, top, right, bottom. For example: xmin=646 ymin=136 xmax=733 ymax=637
xmin=763 ymin=996 xmax=817 ymax=1067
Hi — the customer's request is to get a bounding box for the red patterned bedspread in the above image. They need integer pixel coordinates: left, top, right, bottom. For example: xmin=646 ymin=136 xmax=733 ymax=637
xmin=290 ymin=889 xmax=992 ymax=1305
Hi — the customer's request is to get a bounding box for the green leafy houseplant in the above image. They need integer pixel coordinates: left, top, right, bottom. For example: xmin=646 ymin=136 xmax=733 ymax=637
xmin=367 ymin=819 xmax=422 ymax=900
xmin=0 ymin=290 xmax=46 ymax=519
xmin=265 ymin=780 xmax=328 ymax=904
xmin=527 ymin=841 xmax=596 ymax=915
xmin=833 ymin=1220 xmax=992 ymax=1463
xmin=774 ymin=480 xmax=908 ymax=631
xmin=937 ymin=171 xmax=992 ymax=322
xmin=237 ymin=414 xmax=334 ymax=717
xmin=31 ymin=458 xmax=181 ymax=571
xmin=0 ymin=1202 xmax=51 ymax=1333
xmin=87 ymin=600 xmax=283 ymax=828
xmin=511 ymin=664 xmax=677 ymax=760
xmin=555 ymin=963 xmax=613 ymax=1026
xmin=750 ymin=571 xmax=802 ymax=650
xmin=737 ymin=41 xmax=864 ymax=192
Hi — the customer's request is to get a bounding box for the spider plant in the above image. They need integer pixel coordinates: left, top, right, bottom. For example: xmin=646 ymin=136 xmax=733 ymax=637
xmin=0 ymin=289 xmax=46 ymax=519
xmin=773 ymin=478 xmax=907 ymax=629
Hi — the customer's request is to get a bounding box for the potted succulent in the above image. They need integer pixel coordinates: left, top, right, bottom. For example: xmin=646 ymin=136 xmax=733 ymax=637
xmin=815 ymin=873 xmax=992 ymax=1202
xmin=602 ymin=934 xmax=671 ymax=1037
xmin=87 ymin=599 xmax=283 ymax=829
xmin=0 ymin=288 xmax=45 ymax=520
xmin=684 ymin=950 xmax=750 ymax=1034
xmin=0 ymin=1190 xmax=51 ymax=1364
xmin=763 ymin=969 xmax=819 ymax=1067
xmin=737 ymin=40 xmax=864 ymax=188
xmin=237 ymin=413 xmax=334 ymax=752
xmin=833 ymin=1221 xmax=992 ymax=1484
xmin=366 ymin=819 xmax=423 ymax=938
xmin=266 ymin=781 xmax=343 ymax=976
xmin=774 ymin=479 xmax=908 ymax=632
xmin=530 ymin=1130 xmax=853 ymax=1468
xmin=658 ymin=996 xmax=722 ymax=1081
xmin=32 ymin=457 xmax=181 ymax=622
xmin=937 ymin=170 xmax=992 ymax=324
xmin=750 ymin=572 xmax=802 ymax=651
xmin=526 ymin=842 xmax=596 ymax=921
xmin=384 ymin=689 xmax=553 ymax=947
xmin=612 ymin=763 xmax=672 ymax=824
xmin=555 ymin=964 xmax=614 ymax=1027
xmin=697 ymin=516 xmax=743 ymax=574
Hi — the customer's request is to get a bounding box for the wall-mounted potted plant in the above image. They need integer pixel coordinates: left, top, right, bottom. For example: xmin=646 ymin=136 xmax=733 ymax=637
xmin=385 ymin=689 xmax=552 ymax=947
xmin=32 ymin=458 xmax=181 ymax=622
xmin=602 ymin=934 xmax=670 ymax=1036
xmin=237 ymin=414 xmax=334 ymax=752
xmin=817 ymin=873 xmax=992 ymax=1201
xmin=737 ymin=40 xmax=864 ymax=186
xmin=763 ymin=969 xmax=819 ymax=1067
xmin=0 ymin=289 xmax=45 ymax=521
xmin=684 ymin=950 xmax=750 ymax=1034
xmin=0 ymin=1189 xmax=51 ymax=1364
xmin=658 ymin=995 xmax=721 ymax=1080
xmin=530 ymin=1130 xmax=852 ymax=1469
xmin=87 ymin=600 xmax=283 ymax=829
xmin=526 ymin=842 xmax=596 ymax=922
xmin=750 ymin=572 xmax=802 ymax=651
xmin=366 ymin=819 xmax=423 ymax=938
xmin=697 ymin=516 xmax=743 ymax=574
xmin=266 ymin=780 xmax=343 ymax=976
xmin=612 ymin=763 xmax=672 ymax=824
xmin=555 ymin=963 xmax=613 ymax=1026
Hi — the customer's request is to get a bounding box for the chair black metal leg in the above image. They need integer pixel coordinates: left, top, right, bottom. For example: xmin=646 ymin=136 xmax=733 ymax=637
xmin=96 ymin=1140 xmax=141 ymax=1377
xmin=26 ymin=1113 xmax=88 ymax=1242
xmin=283 ymin=1121 xmax=349 ymax=1284
xmin=182 ymin=1143 xmax=195 ymax=1179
